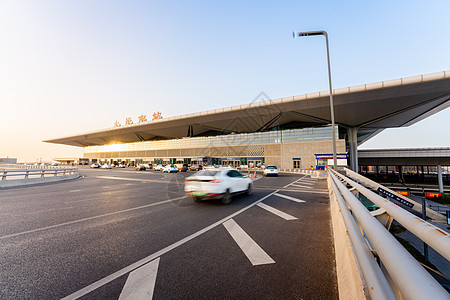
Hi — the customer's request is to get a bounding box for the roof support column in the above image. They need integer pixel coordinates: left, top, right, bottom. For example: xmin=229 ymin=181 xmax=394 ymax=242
xmin=348 ymin=127 xmax=359 ymax=172
xmin=438 ymin=165 xmax=444 ymax=193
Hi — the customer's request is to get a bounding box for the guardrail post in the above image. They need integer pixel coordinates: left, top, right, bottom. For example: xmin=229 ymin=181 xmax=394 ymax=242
xmin=421 ymin=197 xmax=429 ymax=262
xmin=41 ymin=170 xmax=45 ymax=178
xmin=2 ymin=171 xmax=6 ymax=180
xmin=25 ymin=170 xmax=29 ymax=179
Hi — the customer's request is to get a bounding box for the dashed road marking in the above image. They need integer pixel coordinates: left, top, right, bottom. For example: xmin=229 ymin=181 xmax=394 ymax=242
xmin=290 ymin=183 xmax=313 ymax=189
xmin=253 ymin=187 xmax=328 ymax=194
xmin=223 ymin=219 xmax=275 ymax=266
xmin=119 ymin=258 xmax=160 ymax=300
xmin=274 ymin=193 xmax=306 ymax=203
xmin=292 ymin=181 xmax=315 ymax=186
xmin=69 ymin=189 xmax=81 ymax=193
xmin=301 ymin=178 xmax=317 ymax=182
xmin=283 ymin=176 xmax=307 ymax=188
xmin=61 ymin=190 xmax=279 ymax=299
xmin=257 ymin=203 xmax=297 ymax=220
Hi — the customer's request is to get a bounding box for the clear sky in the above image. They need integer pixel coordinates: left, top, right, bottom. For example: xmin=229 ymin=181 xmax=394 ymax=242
xmin=1 ymin=0 xmax=449 ymax=163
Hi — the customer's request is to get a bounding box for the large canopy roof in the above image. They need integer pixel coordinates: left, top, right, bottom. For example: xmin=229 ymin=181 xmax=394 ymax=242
xmin=45 ymin=70 xmax=450 ymax=147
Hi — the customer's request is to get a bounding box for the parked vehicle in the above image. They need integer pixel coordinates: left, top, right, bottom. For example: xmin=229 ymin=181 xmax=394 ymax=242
xmin=101 ymin=164 xmax=112 ymax=169
xmin=189 ymin=165 xmax=202 ymax=171
xmin=185 ymin=168 xmax=252 ymax=204
xmin=136 ymin=164 xmax=146 ymax=171
xmin=154 ymin=164 xmax=165 ymax=171
xmin=90 ymin=163 xmax=100 ymax=168
xmin=180 ymin=164 xmax=188 ymax=172
xmin=162 ymin=164 xmax=178 ymax=173
xmin=263 ymin=165 xmax=279 ymax=176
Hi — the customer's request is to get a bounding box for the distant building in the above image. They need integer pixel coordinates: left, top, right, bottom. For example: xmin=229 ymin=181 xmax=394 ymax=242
xmin=0 ymin=158 xmax=17 ymax=164
xmin=53 ymin=157 xmax=89 ymax=165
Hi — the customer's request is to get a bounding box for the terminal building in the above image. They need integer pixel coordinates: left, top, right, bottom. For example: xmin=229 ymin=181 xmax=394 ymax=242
xmin=45 ymin=71 xmax=450 ymax=171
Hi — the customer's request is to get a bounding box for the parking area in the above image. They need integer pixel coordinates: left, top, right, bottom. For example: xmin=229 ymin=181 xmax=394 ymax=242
xmin=0 ymin=167 xmax=337 ymax=299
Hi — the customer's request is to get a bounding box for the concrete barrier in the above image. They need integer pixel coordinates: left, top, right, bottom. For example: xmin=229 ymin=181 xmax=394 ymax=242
xmin=279 ymin=169 xmax=328 ymax=179
xmin=328 ymin=177 xmax=367 ymax=299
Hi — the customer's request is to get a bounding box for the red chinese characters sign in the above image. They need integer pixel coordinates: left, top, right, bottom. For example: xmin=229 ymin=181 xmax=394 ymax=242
xmin=113 ymin=112 xmax=162 ymax=127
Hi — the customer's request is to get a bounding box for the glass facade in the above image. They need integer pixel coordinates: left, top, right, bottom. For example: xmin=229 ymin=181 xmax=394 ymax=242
xmin=85 ymin=126 xmax=336 ymax=154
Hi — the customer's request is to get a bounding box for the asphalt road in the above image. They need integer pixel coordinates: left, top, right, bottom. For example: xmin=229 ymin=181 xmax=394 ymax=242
xmin=0 ymin=167 xmax=338 ymax=299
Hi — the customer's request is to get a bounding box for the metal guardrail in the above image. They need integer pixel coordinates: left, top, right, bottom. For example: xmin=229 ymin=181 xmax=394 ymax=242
xmin=1 ymin=167 xmax=78 ymax=180
xmin=337 ymin=168 xmax=450 ymax=260
xmin=344 ymin=168 xmax=446 ymax=222
xmin=0 ymin=164 xmax=66 ymax=169
xmin=328 ymin=168 xmax=449 ymax=300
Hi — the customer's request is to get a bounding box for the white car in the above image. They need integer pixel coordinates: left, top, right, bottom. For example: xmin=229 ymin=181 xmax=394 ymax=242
xmin=185 ymin=168 xmax=253 ymax=204
xmin=101 ymin=164 xmax=112 ymax=169
xmin=263 ymin=165 xmax=278 ymax=176
xmin=154 ymin=164 xmax=165 ymax=171
xmin=90 ymin=163 xmax=100 ymax=168
xmin=162 ymin=164 xmax=178 ymax=173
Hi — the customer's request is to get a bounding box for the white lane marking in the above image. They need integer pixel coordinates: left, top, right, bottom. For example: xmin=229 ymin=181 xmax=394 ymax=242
xmin=275 ymin=188 xmax=327 ymax=194
xmin=125 ymin=183 xmax=135 ymax=186
xmin=274 ymin=193 xmax=306 ymax=203
xmin=257 ymin=203 xmax=297 ymax=220
xmin=0 ymin=196 xmax=187 ymax=240
xmin=300 ymin=178 xmax=317 ymax=182
xmin=290 ymin=183 xmax=313 ymax=189
xmin=292 ymin=181 xmax=314 ymax=186
xmin=119 ymin=258 xmax=160 ymax=300
xmin=69 ymin=189 xmax=81 ymax=193
xmin=223 ymin=219 xmax=275 ymax=266
xmin=102 ymin=186 xmax=111 ymax=189
xmin=283 ymin=176 xmax=306 ymax=188
xmin=61 ymin=190 xmax=279 ymax=299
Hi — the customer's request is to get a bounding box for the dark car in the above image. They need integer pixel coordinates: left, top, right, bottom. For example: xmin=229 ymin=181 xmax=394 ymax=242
xmin=180 ymin=164 xmax=188 ymax=172
xmin=136 ymin=165 xmax=146 ymax=171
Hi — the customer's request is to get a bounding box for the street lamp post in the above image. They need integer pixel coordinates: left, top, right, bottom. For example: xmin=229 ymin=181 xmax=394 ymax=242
xmin=293 ymin=30 xmax=337 ymax=170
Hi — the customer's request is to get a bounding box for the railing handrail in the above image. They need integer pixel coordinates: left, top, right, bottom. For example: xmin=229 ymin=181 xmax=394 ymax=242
xmin=328 ymin=169 xmax=449 ymax=299
xmin=328 ymin=175 xmax=396 ymax=299
xmin=331 ymin=168 xmax=450 ymax=261
xmin=344 ymin=167 xmax=446 ymax=222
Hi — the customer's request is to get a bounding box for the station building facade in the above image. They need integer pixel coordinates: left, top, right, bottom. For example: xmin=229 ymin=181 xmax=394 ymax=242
xmin=45 ymin=70 xmax=450 ymax=171
xmin=83 ymin=126 xmax=346 ymax=169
